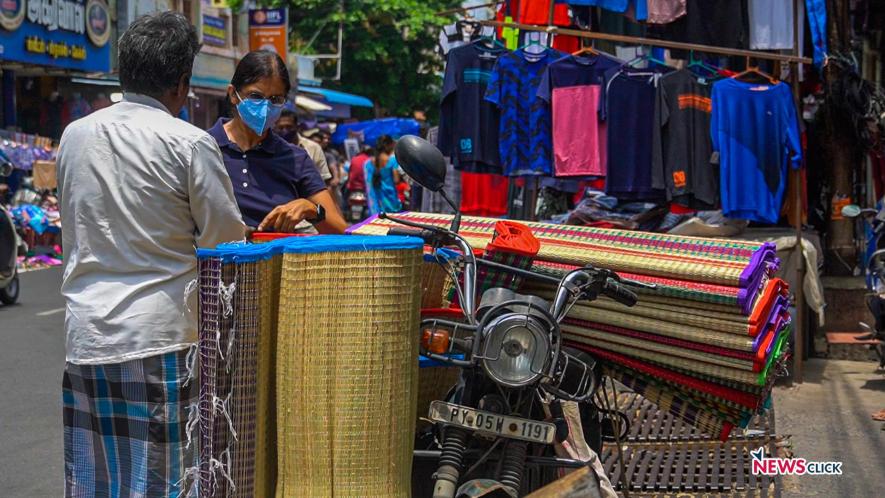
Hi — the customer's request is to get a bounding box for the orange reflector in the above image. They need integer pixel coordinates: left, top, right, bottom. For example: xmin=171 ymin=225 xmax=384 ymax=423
xmin=422 ymin=329 xmax=451 ymax=354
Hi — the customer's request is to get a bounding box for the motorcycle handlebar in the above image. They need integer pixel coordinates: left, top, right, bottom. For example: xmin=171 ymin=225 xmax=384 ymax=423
xmin=387 ymin=227 xmax=436 ymax=242
xmin=603 ymin=280 xmax=638 ymax=307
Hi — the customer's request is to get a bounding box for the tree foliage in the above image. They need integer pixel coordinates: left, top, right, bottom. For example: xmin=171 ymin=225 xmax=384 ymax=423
xmin=264 ymin=0 xmax=461 ymax=119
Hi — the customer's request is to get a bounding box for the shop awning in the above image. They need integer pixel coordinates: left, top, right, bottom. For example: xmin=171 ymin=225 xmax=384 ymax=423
xmin=297 ymin=85 xmax=374 ymax=108
xmin=295 ymin=95 xmax=333 ymax=112
xmin=70 ymin=77 xmax=120 ymax=87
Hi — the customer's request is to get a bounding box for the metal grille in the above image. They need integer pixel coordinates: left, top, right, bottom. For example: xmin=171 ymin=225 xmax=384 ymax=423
xmin=198 ymin=257 xmax=222 ymax=497
xmin=601 ymin=392 xmax=782 ymax=497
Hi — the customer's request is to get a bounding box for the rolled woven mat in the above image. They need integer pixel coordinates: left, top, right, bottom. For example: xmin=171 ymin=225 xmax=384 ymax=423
xmin=563 ymin=323 xmax=757 ymax=371
xmin=197 ymin=246 xmax=279 ymax=498
xmin=569 ymin=334 xmax=762 ymax=384
xmin=529 ymin=260 xmax=769 ymax=314
xmin=350 ymin=213 xmax=778 ymax=288
xmin=566 ymin=306 xmax=756 ymax=351
xmin=658 ymin=327 xmax=791 ymax=393
xmin=570 ymin=344 xmax=762 ymax=408
xmin=421 ymin=256 xmax=454 ymax=309
xmin=274 ymin=236 xmax=423 ymax=498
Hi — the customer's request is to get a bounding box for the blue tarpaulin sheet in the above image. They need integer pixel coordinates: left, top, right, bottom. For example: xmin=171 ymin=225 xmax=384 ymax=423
xmin=331 ymin=118 xmax=421 ymax=146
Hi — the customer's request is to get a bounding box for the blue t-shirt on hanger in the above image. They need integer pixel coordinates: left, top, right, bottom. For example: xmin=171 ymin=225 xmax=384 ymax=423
xmin=485 ymin=48 xmax=564 ymax=176
xmin=439 ymin=42 xmax=507 ymax=173
xmin=711 ymin=78 xmax=802 ymax=224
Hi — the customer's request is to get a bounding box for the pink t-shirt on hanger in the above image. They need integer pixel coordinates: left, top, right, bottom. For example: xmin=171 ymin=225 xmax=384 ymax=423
xmin=551 ymin=85 xmax=607 ymax=176
xmin=537 ymin=54 xmax=621 ymax=177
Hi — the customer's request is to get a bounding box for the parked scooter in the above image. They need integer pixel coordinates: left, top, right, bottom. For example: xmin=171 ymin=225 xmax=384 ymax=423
xmin=387 ymin=136 xmax=645 ymax=498
xmin=0 ymin=153 xmax=22 ymax=304
xmin=842 ymin=203 xmax=885 ymax=369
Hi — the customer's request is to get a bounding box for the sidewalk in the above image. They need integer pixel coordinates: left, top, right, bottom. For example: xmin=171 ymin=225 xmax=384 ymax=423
xmin=774 ymin=359 xmax=885 ymax=497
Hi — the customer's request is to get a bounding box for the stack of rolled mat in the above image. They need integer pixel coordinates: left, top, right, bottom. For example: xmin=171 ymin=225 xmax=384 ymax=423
xmin=351 ymin=213 xmax=791 ymax=440
xmin=196 ymin=235 xmax=423 ymax=497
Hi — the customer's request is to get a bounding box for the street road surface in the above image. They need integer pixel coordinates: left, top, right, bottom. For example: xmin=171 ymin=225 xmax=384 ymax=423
xmin=0 ymin=268 xmax=65 ymax=497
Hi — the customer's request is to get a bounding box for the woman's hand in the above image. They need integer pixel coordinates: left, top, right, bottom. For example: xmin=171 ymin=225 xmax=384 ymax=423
xmin=258 ymin=199 xmax=317 ymax=233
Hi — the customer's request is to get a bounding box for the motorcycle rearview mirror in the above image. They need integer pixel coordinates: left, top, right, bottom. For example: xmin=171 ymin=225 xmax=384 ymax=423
xmin=394 ymin=135 xmax=462 ymax=234
xmin=394 ymin=135 xmax=446 ymax=192
xmin=0 ymin=161 xmax=13 ymax=178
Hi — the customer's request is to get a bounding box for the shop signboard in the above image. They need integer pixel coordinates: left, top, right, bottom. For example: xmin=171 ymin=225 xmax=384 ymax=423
xmin=202 ymin=13 xmax=227 ymax=48
xmin=248 ymin=7 xmax=287 ymax=58
xmin=0 ymin=0 xmax=112 ymax=72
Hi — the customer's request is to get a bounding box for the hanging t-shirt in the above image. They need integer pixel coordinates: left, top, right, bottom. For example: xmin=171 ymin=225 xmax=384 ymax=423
xmin=600 ymin=67 xmax=670 ymax=200
xmin=711 ymin=79 xmax=802 ymax=223
xmin=652 ymin=69 xmax=718 ymax=208
xmin=657 ymin=0 xmax=749 ymax=52
xmin=748 ymin=0 xmax=794 ymax=50
xmin=537 ymin=54 xmax=621 ymax=177
xmin=485 ymin=49 xmax=563 ymax=177
xmin=439 ymin=42 xmax=507 ymax=173
xmin=460 ymin=172 xmax=509 ymax=217
xmin=646 ymin=0 xmax=686 ymax=24
xmin=518 ymin=0 xmax=571 ymax=26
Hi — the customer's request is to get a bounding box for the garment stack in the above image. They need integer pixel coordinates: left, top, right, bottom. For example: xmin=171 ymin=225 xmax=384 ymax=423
xmin=351 ymin=212 xmax=791 ymax=440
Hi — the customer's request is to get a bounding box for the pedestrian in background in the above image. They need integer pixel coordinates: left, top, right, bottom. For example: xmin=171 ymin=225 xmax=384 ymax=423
xmin=365 ymin=135 xmax=403 ymax=215
xmin=274 ymin=107 xmax=333 ymax=183
xmin=314 ymin=130 xmax=344 ymax=208
xmin=57 ymin=12 xmax=245 ymax=497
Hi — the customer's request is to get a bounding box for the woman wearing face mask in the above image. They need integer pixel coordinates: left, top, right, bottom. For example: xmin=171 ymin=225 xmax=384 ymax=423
xmin=207 ymin=50 xmax=346 ymax=234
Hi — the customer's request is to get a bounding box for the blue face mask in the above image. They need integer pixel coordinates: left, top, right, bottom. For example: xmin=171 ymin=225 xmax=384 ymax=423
xmin=236 ymin=91 xmax=283 ymax=136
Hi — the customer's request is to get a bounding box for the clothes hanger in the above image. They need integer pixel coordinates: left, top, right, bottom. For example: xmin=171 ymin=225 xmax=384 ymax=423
xmin=625 ymin=47 xmax=670 ymax=69
xmin=732 ymin=56 xmax=779 ymax=84
xmin=472 ymin=35 xmax=506 ymax=52
xmin=517 ymin=31 xmax=549 ymax=58
xmin=687 ymin=50 xmax=721 ymax=77
xmin=572 ymin=37 xmax=599 ymax=57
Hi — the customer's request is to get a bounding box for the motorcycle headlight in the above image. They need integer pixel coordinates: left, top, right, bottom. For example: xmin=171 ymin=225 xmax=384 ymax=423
xmin=481 ymin=314 xmax=551 ymax=387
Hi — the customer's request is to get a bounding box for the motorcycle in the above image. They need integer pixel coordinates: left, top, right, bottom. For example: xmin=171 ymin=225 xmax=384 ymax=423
xmin=347 ymin=190 xmax=368 ymax=223
xmin=842 ymin=203 xmax=885 ymax=369
xmin=0 ymin=153 xmax=22 ymax=304
xmin=386 ymin=136 xmax=647 ymax=498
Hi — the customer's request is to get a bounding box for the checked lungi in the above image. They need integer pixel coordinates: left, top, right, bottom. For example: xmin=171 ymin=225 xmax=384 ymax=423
xmin=63 ymin=348 xmax=198 ymax=498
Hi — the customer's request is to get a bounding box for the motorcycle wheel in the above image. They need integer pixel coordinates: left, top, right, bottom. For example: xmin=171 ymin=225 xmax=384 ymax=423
xmin=0 ymin=273 xmax=19 ymax=304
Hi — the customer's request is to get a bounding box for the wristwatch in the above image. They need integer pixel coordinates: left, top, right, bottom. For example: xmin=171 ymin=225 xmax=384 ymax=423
xmin=307 ymin=203 xmax=326 ymax=224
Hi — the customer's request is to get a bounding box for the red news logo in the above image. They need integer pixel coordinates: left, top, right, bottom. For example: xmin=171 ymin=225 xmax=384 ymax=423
xmin=750 ymin=447 xmax=843 ymax=476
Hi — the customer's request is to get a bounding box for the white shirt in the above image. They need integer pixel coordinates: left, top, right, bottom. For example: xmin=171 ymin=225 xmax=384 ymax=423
xmin=748 ymin=0 xmax=794 ymax=50
xmin=58 ymin=94 xmax=245 ymax=365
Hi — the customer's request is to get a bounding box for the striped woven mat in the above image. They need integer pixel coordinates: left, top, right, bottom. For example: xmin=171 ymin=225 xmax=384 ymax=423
xmin=350 ymin=213 xmax=778 ymax=289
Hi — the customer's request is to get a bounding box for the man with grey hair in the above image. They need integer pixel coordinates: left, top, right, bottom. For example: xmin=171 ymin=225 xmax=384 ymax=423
xmin=57 ymin=11 xmax=244 ymax=496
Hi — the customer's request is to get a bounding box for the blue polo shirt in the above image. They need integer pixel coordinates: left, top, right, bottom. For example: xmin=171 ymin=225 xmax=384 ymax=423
xmin=207 ymin=119 xmax=327 ymax=227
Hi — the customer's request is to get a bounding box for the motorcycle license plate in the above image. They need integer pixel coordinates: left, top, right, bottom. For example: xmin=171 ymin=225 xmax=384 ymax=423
xmin=429 ymin=401 xmax=555 ymax=444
